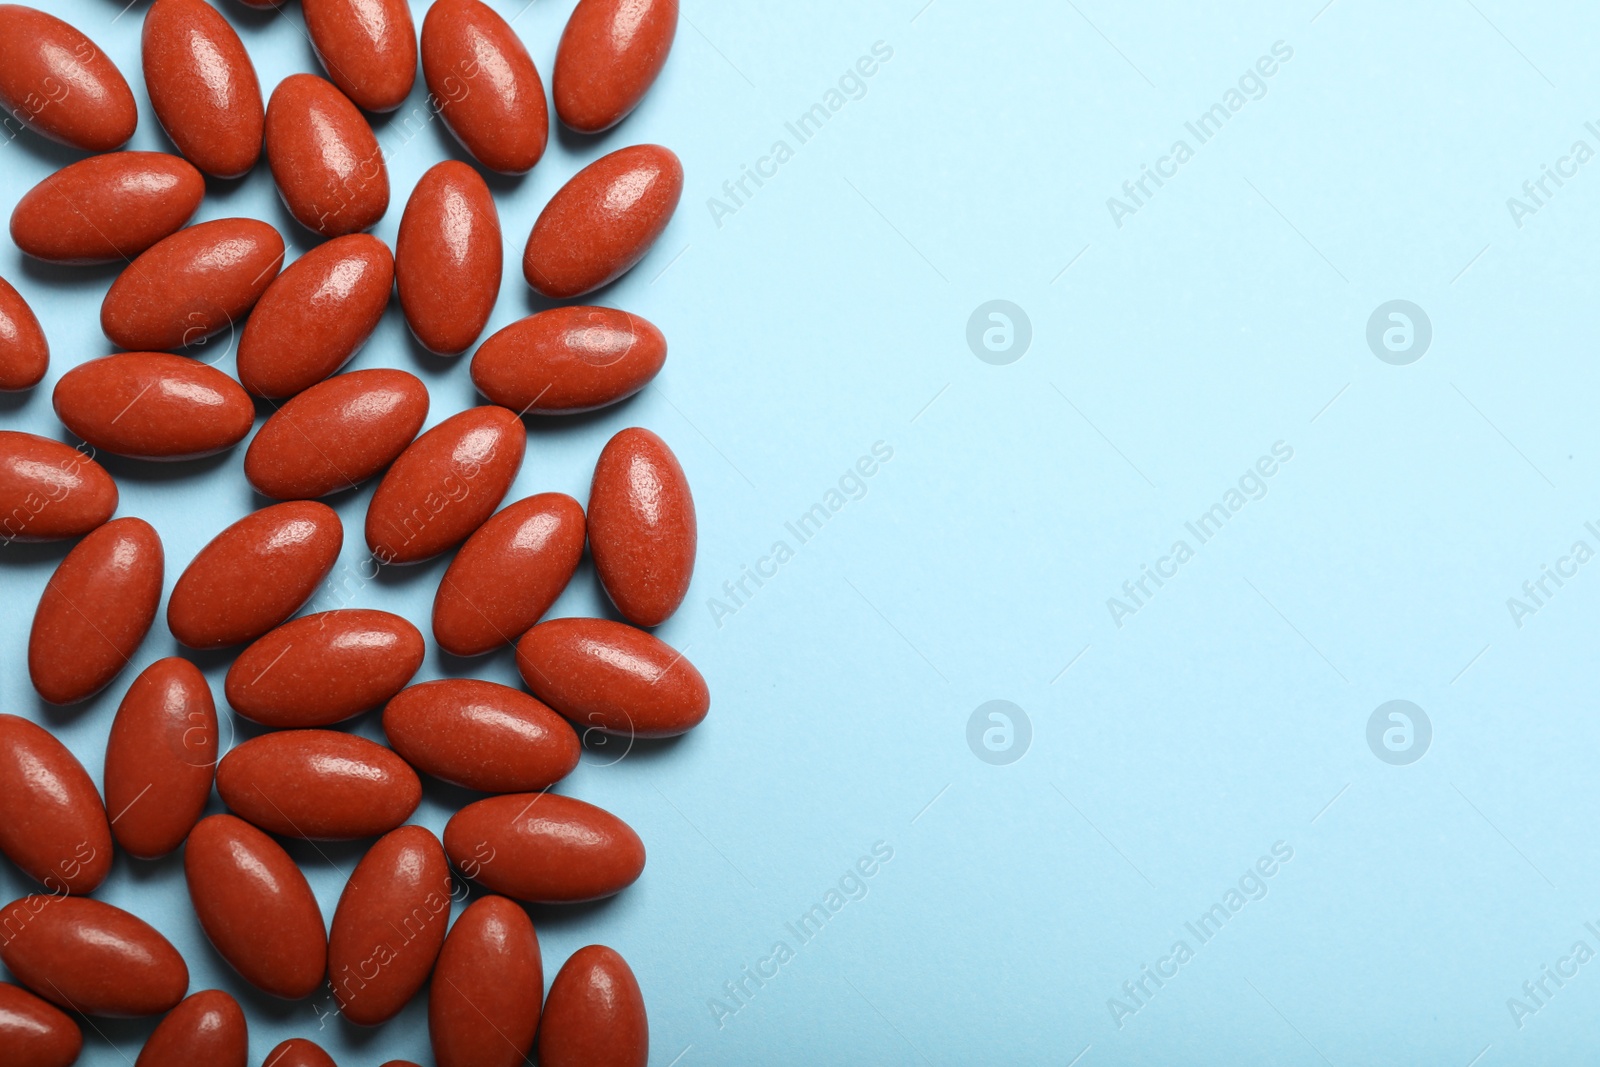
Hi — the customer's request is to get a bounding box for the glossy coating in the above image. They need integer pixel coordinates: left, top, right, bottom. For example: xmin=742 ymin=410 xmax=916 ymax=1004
xmin=142 ymin=0 xmax=264 ymax=178
xmin=0 ymin=278 xmax=47 ymax=390
xmin=522 ymin=144 xmax=681 ymax=298
xmin=0 ymin=981 xmax=82 ymax=1067
xmin=168 ymin=501 xmax=342 ymax=649
xmin=303 ymin=0 xmax=416 ymax=113
xmin=471 ymin=307 xmax=665 ymax=415
xmin=29 ymin=518 xmax=163 ymax=705
xmin=589 ymin=427 xmax=695 ymax=626
xmin=218 ymin=730 xmax=421 ymax=839
xmin=102 ymin=217 xmax=284 ymax=351
xmin=0 ymin=896 xmax=188 ymax=1017
xmin=554 ymin=0 xmax=677 ymax=133
xmin=421 ymin=0 xmax=547 ymax=174
xmin=444 ymin=793 xmax=644 ymax=903
xmin=395 ymin=160 xmax=500 ymax=356
xmin=245 ymin=369 xmax=429 ymax=498
xmin=104 ymin=658 xmax=217 ymax=859
xmin=433 ymin=493 xmax=585 ymax=656
xmin=135 ymin=989 xmax=248 ymax=1067
xmin=265 ymin=74 xmax=389 ymax=236
xmin=328 ymin=825 xmax=451 ymax=1026
xmin=226 ymin=609 xmax=425 ymax=727
xmin=383 ymin=679 xmax=580 ymax=793
xmin=0 ymin=431 xmax=116 ymax=541
xmin=53 ymin=353 xmax=254 ymax=461
xmin=263 ymin=1039 xmax=336 ymax=1067
xmin=184 ymin=815 xmax=327 ymax=1000
xmin=516 ymin=617 xmax=708 ymax=737
xmin=365 ymin=406 xmax=525 ymax=565
xmin=0 ymin=715 xmax=112 ymax=894
xmin=539 ymin=945 xmax=648 ymax=1067
xmin=0 ymin=6 xmax=137 ymax=151
xmin=429 ymin=896 xmax=541 ymax=1067
xmin=10 ymin=151 xmax=204 ymax=264
xmin=236 ymin=234 xmax=394 ymax=398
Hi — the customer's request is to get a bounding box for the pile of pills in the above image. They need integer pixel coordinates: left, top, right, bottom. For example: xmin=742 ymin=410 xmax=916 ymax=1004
xmin=0 ymin=0 xmax=694 ymax=1064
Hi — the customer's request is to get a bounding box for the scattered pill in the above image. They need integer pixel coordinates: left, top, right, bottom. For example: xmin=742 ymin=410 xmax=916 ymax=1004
xmin=263 ymin=1038 xmax=338 ymax=1067
xmin=589 ymin=426 xmax=696 ymax=626
xmin=0 ymin=714 xmax=113 ymax=894
xmin=142 ymin=0 xmax=264 ymax=178
xmin=383 ymin=678 xmax=580 ymax=793
xmin=302 ymin=0 xmax=416 ymax=112
xmin=539 ymin=945 xmax=648 ymax=1067
xmin=0 ymin=895 xmax=188 ymax=1017
xmin=554 ymin=0 xmax=677 ymax=134
xmin=266 ymin=73 xmax=390 ymax=236
xmin=134 ymin=990 xmax=248 ymax=1067
xmin=429 ymin=896 xmax=542 ymax=1067
xmin=103 ymin=657 xmax=218 ymax=859
xmin=395 ymin=160 xmax=501 ymax=356
xmin=0 ymin=278 xmax=47 ymax=391
xmin=516 ymin=617 xmax=708 ymax=737
xmin=0 ymin=981 xmax=82 ymax=1067
xmin=0 ymin=430 xmax=116 ymax=541
xmin=470 ymin=306 xmax=666 ymax=415
xmin=421 ymin=0 xmax=548 ymax=174
xmin=444 ymin=792 xmax=644 ymax=903
xmin=0 ymin=6 xmax=137 ymax=151
xmin=53 ymin=353 xmax=255 ymax=461
xmin=9 ymin=151 xmax=204 ymax=264
xmin=218 ymin=730 xmax=422 ymax=839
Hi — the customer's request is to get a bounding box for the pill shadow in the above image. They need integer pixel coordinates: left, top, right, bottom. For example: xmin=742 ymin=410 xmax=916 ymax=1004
xmin=18 ymin=256 xmax=122 ymax=299
xmin=90 ymin=448 xmax=240 ymax=486
xmin=3 ymin=127 xmax=87 ymax=170
xmin=0 ymin=388 xmax=40 ymax=414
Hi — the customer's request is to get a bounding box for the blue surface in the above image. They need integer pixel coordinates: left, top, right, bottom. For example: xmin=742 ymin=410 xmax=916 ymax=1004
xmin=3 ymin=0 xmax=1599 ymax=1063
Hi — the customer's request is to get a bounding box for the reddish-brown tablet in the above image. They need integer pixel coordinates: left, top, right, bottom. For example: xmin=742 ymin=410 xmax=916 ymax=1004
xmin=421 ymin=0 xmax=547 ymax=174
xmin=103 ymin=657 xmax=217 ymax=859
xmin=9 ymin=151 xmax=204 ymax=264
xmin=539 ymin=945 xmax=648 ymax=1067
xmin=554 ymin=0 xmax=677 ymax=133
xmin=226 ymin=609 xmax=425 ymax=727
xmin=429 ymin=896 xmax=541 ymax=1067
xmin=0 ymin=896 xmax=188 ymax=1017
xmin=0 ymin=278 xmax=47 ymax=390
xmin=53 ymin=353 xmax=254 ymax=461
xmin=383 ymin=679 xmax=580 ymax=793
xmin=0 ymin=982 xmax=82 ymax=1067
xmin=588 ymin=427 xmax=695 ymax=626
xmin=303 ymin=0 xmax=416 ymax=113
xmin=265 ymin=73 xmax=389 ymax=236
xmin=135 ymin=989 xmax=248 ymax=1067
xmin=395 ymin=160 xmax=501 ymax=356
xmin=142 ymin=0 xmax=264 ymax=178
xmin=0 ymin=715 xmax=112 ymax=895
xmin=264 ymin=1040 xmax=337 ymax=1067
xmin=470 ymin=307 xmax=666 ymax=415
xmin=217 ymin=730 xmax=421 ymax=839
xmin=0 ymin=431 xmax=116 ymax=541
xmin=516 ymin=617 xmax=708 ymax=737
xmin=0 ymin=7 xmax=137 ymax=151
xmin=444 ymin=792 xmax=644 ymax=903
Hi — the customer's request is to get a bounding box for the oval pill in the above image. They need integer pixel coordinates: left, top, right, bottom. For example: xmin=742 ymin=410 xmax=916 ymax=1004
xmin=0 ymin=278 xmax=48 ymax=391
xmin=266 ymin=73 xmax=390 ymax=236
xmin=383 ymin=679 xmax=580 ymax=793
xmin=429 ymin=896 xmax=541 ymax=1067
xmin=588 ymin=426 xmax=695 ymax=626
xmin=554 ymin=0 xmax=677 ymax=133
xmin=217 ymin=730 xmax=421 ymax=840
xmin=141 ymin=0 xmax=264 ymax=178
xmin=516 ymin=617 xmax=708 ymax=737
xmin=0 ymin=896 xmax=188 ymax=1017
xmin=395 ymin=160 xmax=501 ymax=356
xmin=9 ymin=151 xmax=204 ymax=265
xmin=421 ymin=0 xmax=547 ymax=174
xmin=264 ymin=1039 xmax=337 ymax=1067
xmin=539 ymin=945 xmax=648 ymax=1067
xmin=303 ymin=0 xmax=417 ymax=113
xmin=0 ymin=715 xmax=113 ymax=894
xmin=104 ymin=657 xmax=217 ymax=859
xmin=53 ymin=353 xmax=255 ymax=461
xmin=444 ymin=792 xmax=644 ymax=903
xmin=470 ymin=306 xmax=666 ymax=415
xmin=226 ymin=609 xmax=425 ymax=727
xmin=0 ymin=6 xmax=137 ymax=151
xmin=0 ymin=431 xmax=116 ymax=541
xmin=135 ymin=989 xmax=248 ymax=1067
xmin=0 ymin=981 xmax=82 ymax=1067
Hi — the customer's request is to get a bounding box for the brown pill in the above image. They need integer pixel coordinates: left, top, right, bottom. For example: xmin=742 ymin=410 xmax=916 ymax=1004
xmin=135 ymin=989 xmax=248 ymax=1067
xmin=365 ymin=405 xmax=525 ymax=565
xmin=53 ymin=353 xmax=254 ymax=461
xmin=539 ymin=945 xmax=648 ymax=1067
xmin=245 ymin=369 xmax=429 ymax=499
xmin=429 ymin=896 xmax=541 ymax=1067
xmin=0 ymin=896 xmax=188 ymax=1017
xmin=395 ymin=160 xmax=501 ymax=356
xmin=29 ymin=517 xmax=163 ymax=705
xmin=444 ymin=792 xmax=644 ymax=903
xmin=218 ymin=730 xmax=421 ymax=840
xmin=184 ymin=814 xmax=327 ymax=1000
xmin=0 ymin=715 xmax=112 ymax=895
xmin=522 ymin=144 xmax=681 ymax=298
xmin=554 ymin=0 xmax=677 ymax=133
xmin=167 ymin=501 xmax=343 ymax=649
xmin=266 ymin=73 xmax=389 ymax=237
xmin=0 ymin=430 xmax=116 ymax=541
xmin=383 ymin=679 xmax=580 ymax=793
xmin=516 ymin=617 xmax=708 ymax=737
xmin=104 ymin=658 xmax=217 ymax=859
xmin=303 ymin=0 xmax=417 ymax=113
xmin=142 ymin=0 xmax=264 ymax=178
xmin=9 ymin=151 xmax=204 ymax=265
xmin=226 ymin=609 xmax=425 ymax=727
xmin=0 ymin=278 xmax=47 ymax=390
xmin=421 ymin=0 xmax=547 ymax=174
xmin=471 ymin=307 xmax=665 ymax=415
xmin=0 ymin=6 xmax=137 ymax=151
xmin=589 ymin=427 xmax=695 ymax=626
xmin=102 ymin=217 xmax=285 ymax=351
xmin=433 ymin=493 xmax=585 ymax=656
xmin=328 ymin=825 xmax=451 ymax=1026
xmin=263 ymin=1038 xmax=337 ymax=1067
xmin=236 ymin=234 xmax=394 ymax=398
xmin=0 ymin=981 xmax=82 ymax=1067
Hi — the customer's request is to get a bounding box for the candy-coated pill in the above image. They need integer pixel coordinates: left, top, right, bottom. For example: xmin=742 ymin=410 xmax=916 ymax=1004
xmin=53 ymin=353 xmax=254 ymax=461
xmin=266 ymin=74 xmax=389 ymax=237
xmin=383 ymin=679 xmax=580 ymax=792
xmin=395 ymin=161 xmax=501 ymax=356
xmin=0 ymin=981 xmax=82 ymax=1067
xmin=104 ymin=658 xmax=217 ymax=859
xmin=184 ymin=815 xmax=327 ymax=1000
xmin=0 ymin=896 xmax=188 ymax=1017
xmin=429 ymin=896 xmax=541 ymax=1067
xmin=29 ymin=517 xmax=163 ymax=705
xmin=135 ymin=990 xmax=248 ymax=1067
xmin=420 ymin=0 xmax=547 ymax=174
xmin=0 ymin=278 xmax=47 ymax=390
xmin=0 ymin=715 xmax=112 ymax=894
xmin=328 ymin=825 xmax=451 ymax=1026
xmin=522 ymin=144 xmax=681 ymax=298
xmin=9 ymin=152 xmax=204 ymax=265
xmin=516 ymin=618 xmax=708 ymax=737
xmin=236 ymin=234 xmax=394 ymax=398
xmin=0 ymin=6 xmax=137 ymax=151
xmin=142 ymin=0 xmax=264 ymax=178
xmin=303 ymin=0 xmax=416 ymax=113
xmin=167 ymin=501 xmax=343 ymax=649
xmin=588 ymin=427 xmax=695 ymax=626
xmin=226 ymin=609 xmax=425 ymax=727
xmin=365 ymin=406 xmax=525 ymax=565
xmin=217 ymin=730 xmax=421 ymax=839
xmin=263 ymin=1039 xmax=336 ymax=1067
xmin=470 ymin=307 xmax=665 ymax=415
xmin=102 ymin=218 xmax=285 ymax=351
xmin=432 ymin=493 xmax=585 ymax=656
xmin=0 ymin=431 xmax=116 ymax=541
xmin=539 ymin=945 xmax=648 ymax=1067
xmin=444 ymin=793 xmax=644 ymax=903
xmin=554 ymin=0 xmax=677 ymax=133
xmin=245 ymin=369 xmax=429 ymax=499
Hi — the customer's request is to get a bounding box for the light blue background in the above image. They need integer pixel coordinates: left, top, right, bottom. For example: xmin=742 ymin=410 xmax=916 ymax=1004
xmin=2 ymin=0 xmax=1597 ymax=1063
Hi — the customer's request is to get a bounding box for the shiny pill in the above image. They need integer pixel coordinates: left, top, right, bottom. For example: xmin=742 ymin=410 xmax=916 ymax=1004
xmin=588 ymin=426 xmax=696 ymax=626
xmin=395 ymin=160 xmax=501 ymax=356
xmin=430 ymin=896 xmax=542 ymax=1067
xmin=0 ymin=278 xmax=48 ymax=390
xmin=554 ymin=0 xmax=678 ymax=133
xmin=141 ymin=0 xmax=264 ymax=178
xmin=383 ymin=678 xmax=581 ymax=793
xmin=303 ymin=0 xmax=417 ymax=113
xmin=444 ymin=792 xmax=645 ymax=903
xmin=135 ymin=989 xmax=248 ymax=1067
xmin=0 ymin=895 xmax=189 ymax=1017
xmin=53 ymin=353 xmax=255 ymax=461
xmin=266 ymin=73 xmax=390 ymax=236
xmin=0 ymin=6 xmax=137 ymax=151
xmin=516 ymin=617 xmax=709 ymax=737
xmin=103 ymin=657 xmax=217 ymax=859
xmin=217 ymin=730 xmax=421 ymax=840
xmin=0 ymin=715 xmax=113 ymax=895
xmin=421 ymin=0 xmax=548 ymax=174
xmin=0 ymin=981 xmax=82 ymax=1067
xmin=471 ymin=306 xmax=667 ymax=415
xmin=0 ymin=430 xmax=117 ymax=541
xmin=9 ymin=151 xmax=204 ymax=265
xmin=263 ymin=1038 xmax=337 ymax=1067
xmin=539 ymin=945 xmax=649 ymax=1067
